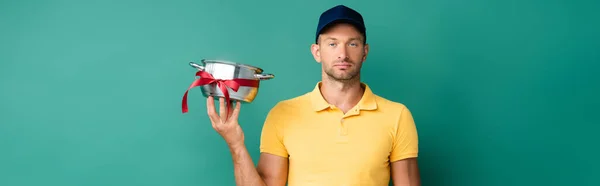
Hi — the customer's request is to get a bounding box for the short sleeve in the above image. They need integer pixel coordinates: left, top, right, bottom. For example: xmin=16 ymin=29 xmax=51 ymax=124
xmin=390 ymin=106 xmax=419 ymax=162
xmin=259 ymin=103 xmax=289 ymax=158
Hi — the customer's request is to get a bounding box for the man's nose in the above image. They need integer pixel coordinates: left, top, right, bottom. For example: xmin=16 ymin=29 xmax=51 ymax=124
xmin=337 ymin=45 xmax=348 ymax=60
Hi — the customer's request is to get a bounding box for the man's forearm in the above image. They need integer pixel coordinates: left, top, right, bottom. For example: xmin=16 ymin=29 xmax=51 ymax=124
xmin=229 ymin=144 xmax=267 ymax=186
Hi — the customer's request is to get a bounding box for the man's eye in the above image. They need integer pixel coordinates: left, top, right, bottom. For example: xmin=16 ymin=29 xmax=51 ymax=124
xmin=349 ymin=43 xmax=357 ymax=47
xmin=329 ymin=43 xmax=336 ymax=47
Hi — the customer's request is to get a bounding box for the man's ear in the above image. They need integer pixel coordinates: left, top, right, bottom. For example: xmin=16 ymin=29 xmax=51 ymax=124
xmin=362 ymin=43 xmax=370 ymax=61
xmin=311 ymin=43 xmax=321 ymax=63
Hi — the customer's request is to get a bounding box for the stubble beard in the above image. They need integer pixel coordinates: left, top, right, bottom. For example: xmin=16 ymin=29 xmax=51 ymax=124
xmin=324 ymin=60 xmax=362 ymax=83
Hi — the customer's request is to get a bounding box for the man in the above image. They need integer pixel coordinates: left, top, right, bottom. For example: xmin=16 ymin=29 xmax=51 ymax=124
xmin=205 ymin=4 xmax=420 ymax=186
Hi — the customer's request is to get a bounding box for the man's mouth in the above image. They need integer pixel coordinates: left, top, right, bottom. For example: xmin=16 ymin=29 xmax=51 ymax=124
xmin=334 ymin=62 xmax=352 ymax=67
xmin=334 ymin=63 xmax=352 ymax=70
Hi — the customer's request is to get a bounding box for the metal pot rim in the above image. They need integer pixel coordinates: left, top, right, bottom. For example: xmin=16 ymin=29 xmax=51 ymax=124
xmin=201 ymin=59 xmax=264 ymax=73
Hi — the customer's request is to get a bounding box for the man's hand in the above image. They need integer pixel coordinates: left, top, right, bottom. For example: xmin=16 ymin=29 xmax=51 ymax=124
xmin=206 ymin=96 xmax=244 ymax=148
xmin=206 ymin=96 xmax=281 ymax=186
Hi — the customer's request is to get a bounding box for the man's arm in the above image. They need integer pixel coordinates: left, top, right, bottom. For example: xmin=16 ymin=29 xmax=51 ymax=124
xmin=391 ymin=158 xmax=420 ymax=186
xmin=205 ymin=97 xmax=288 ymax=186
xmin=255 ymin=102 xmax=290 ymax=185
xmin=257 ymin=153 xmax=289 ymax=186
xmin=229 ymin=145 xmax=288 ymax=186
xmin=390 ymin=106 xmax=420 ymax=185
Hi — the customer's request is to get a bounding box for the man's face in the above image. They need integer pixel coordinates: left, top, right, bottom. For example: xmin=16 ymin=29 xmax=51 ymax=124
xmin=311 ymin=23 xmax=369 ymax=82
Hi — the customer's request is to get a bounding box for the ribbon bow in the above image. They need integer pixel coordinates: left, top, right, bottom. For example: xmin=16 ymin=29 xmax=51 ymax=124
xmin=182 ymin=70 xmax=259 ymax=117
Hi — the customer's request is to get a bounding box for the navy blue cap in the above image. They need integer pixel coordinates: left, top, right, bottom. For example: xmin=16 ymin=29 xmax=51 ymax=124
xmin=315 ymin=5 xmax=366 ymax=43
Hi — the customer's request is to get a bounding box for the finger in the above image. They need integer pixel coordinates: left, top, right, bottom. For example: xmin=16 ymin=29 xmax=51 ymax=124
xmin=231 ymin=101 xmax=242 ymax=121
xmin=227 ymin=101 xmax=235 ymax=118
xmin=219 ymin=97 xmax=226 ymax=120
xmin=206 ymin=96 xmax=219 ymax=125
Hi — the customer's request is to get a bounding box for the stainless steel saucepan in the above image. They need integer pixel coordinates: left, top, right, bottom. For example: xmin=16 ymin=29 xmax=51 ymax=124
xmin=189 ymin=59 xmax=274 ymax=103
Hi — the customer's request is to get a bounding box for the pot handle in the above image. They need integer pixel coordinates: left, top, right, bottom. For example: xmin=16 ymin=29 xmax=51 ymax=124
xmin=255 ymin=73 xmax=274 ymax=80
xmin=189 ymin=62 xmax=205 ymax=71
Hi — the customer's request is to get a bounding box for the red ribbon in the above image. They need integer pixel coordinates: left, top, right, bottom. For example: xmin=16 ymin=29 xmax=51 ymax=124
xmin=182 ymin=71 xmax=259 ymax=117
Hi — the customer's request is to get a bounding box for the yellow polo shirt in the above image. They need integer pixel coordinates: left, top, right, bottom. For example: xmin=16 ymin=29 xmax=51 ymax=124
xmin=260 ymin=82 xmax=419 ymax=186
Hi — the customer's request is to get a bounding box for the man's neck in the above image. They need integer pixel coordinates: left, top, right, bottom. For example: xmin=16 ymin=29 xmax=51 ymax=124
xmin=320 ymin=77 xmax=364 ymax=114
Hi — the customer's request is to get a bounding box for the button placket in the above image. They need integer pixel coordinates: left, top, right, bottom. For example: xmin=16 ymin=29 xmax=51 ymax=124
xmin=336 ymin=117 xmax=349 ymax=143
xmin=340 ymin=118 xmax=348 ymax=136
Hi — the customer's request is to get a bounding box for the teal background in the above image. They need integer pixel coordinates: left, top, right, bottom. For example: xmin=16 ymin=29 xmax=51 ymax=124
xmin=1 ymin=0 xmax=599 ymax=185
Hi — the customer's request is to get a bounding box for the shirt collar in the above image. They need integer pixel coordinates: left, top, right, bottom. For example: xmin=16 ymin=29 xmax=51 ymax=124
xmin=310 ymin=81 xmax=378 ymax=112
